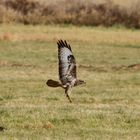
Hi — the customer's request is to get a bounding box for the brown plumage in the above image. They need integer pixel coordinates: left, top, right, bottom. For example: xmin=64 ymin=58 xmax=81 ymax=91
xmin=46 ymin=40 xmax=85 ymax=102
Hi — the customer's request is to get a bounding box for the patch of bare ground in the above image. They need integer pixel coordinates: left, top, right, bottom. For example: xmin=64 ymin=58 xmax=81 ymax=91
xmin=127 ymin=64 xmax=140 ymax=70
xmin=78 ymin=63 xmax=140 ymax=71
xmin=0 ymin=33 xmax=51 ymax=41
xmin=11 ymin=63 xmax=36 ymax=68
xmin=24 ymin=122 xmax=54 ymax=130
xmin=0 ymin=32 xmax=18 ymax=41
xmin=0 ymin=60 xmax=9 ymax=67
xmin=78 ymin=64 xmax=108 ymax=72
xmin=0 ymin=60 xmax=36 ymax=68
xmin=112 ymin=64 xmax=140 ymax=71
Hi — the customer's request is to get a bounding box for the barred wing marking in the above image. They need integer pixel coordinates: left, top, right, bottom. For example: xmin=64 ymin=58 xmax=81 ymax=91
xmin=57 ymin=40 xmax=76 ymax=84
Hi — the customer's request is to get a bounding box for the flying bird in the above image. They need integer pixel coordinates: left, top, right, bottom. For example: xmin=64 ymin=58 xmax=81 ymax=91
xmin=46 ymin=40 xmax=85 ymax=102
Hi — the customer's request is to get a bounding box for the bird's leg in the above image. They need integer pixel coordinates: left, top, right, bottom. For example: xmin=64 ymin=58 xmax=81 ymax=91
xmin=65 ymin=85 xmax=72 ymax=103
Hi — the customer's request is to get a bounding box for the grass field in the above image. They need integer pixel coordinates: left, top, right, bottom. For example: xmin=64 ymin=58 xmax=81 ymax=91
xmin=0 ymin=24 xmax=140 ymax=139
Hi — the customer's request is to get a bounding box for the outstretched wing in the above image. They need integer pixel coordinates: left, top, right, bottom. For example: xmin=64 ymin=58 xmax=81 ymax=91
xmin=57 ymin=40 xmax=76 ymax=85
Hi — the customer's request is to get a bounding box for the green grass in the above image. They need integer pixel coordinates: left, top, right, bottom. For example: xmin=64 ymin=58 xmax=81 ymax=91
xmin=0 ymin=24 xmax=140 ymax=139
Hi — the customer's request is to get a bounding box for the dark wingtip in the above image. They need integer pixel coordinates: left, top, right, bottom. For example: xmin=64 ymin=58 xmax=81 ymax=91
xmin=57 ymin=39 xmax=72 ymax=51
xmin=57 ymin=39 xmax=63 ymax=49
xmin=57 ymin=39 xmax=63 ymax=48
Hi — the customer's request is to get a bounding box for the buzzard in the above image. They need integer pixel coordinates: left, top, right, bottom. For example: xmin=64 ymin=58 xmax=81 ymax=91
xmin=46 ymin=40 xmax=85 ymax=102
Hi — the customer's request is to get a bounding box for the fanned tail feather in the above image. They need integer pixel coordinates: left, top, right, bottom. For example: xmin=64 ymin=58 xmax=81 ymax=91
xmin=46 ymin=79 xmax=61 ymax=88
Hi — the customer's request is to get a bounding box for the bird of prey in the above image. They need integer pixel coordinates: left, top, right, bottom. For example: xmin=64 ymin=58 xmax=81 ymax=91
xmin=46 ymin=40 xmax=85 ymax=103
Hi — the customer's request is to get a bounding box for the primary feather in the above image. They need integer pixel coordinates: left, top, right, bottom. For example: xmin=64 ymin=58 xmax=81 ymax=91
xmin=57 ymin=40 xmax=76 ymax=85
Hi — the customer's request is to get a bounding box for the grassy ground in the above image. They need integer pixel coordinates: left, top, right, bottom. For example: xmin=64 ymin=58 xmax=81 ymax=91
xmin=0 ymin=24 xmax=140 ymax=139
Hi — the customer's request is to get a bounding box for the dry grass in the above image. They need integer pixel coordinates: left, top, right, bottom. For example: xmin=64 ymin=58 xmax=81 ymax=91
xmin=0 ymin=0 xmax=140 ymax=28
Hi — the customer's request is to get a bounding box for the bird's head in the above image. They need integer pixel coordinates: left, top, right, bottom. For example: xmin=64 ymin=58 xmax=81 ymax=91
xmin=74 ymin=79 xmax=86 ymax=86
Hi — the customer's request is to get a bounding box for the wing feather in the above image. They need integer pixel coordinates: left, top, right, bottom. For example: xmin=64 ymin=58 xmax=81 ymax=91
xmin=57 ymin=40 xmax=76 ymax=85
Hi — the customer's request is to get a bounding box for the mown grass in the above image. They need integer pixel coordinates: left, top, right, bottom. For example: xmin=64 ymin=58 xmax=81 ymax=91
xmin=0 ymin=24 xmax=140 ymax=139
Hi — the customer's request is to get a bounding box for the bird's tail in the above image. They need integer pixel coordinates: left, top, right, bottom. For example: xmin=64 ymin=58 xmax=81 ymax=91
xmin=46 ymin=79 xmax=62 ymax=88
